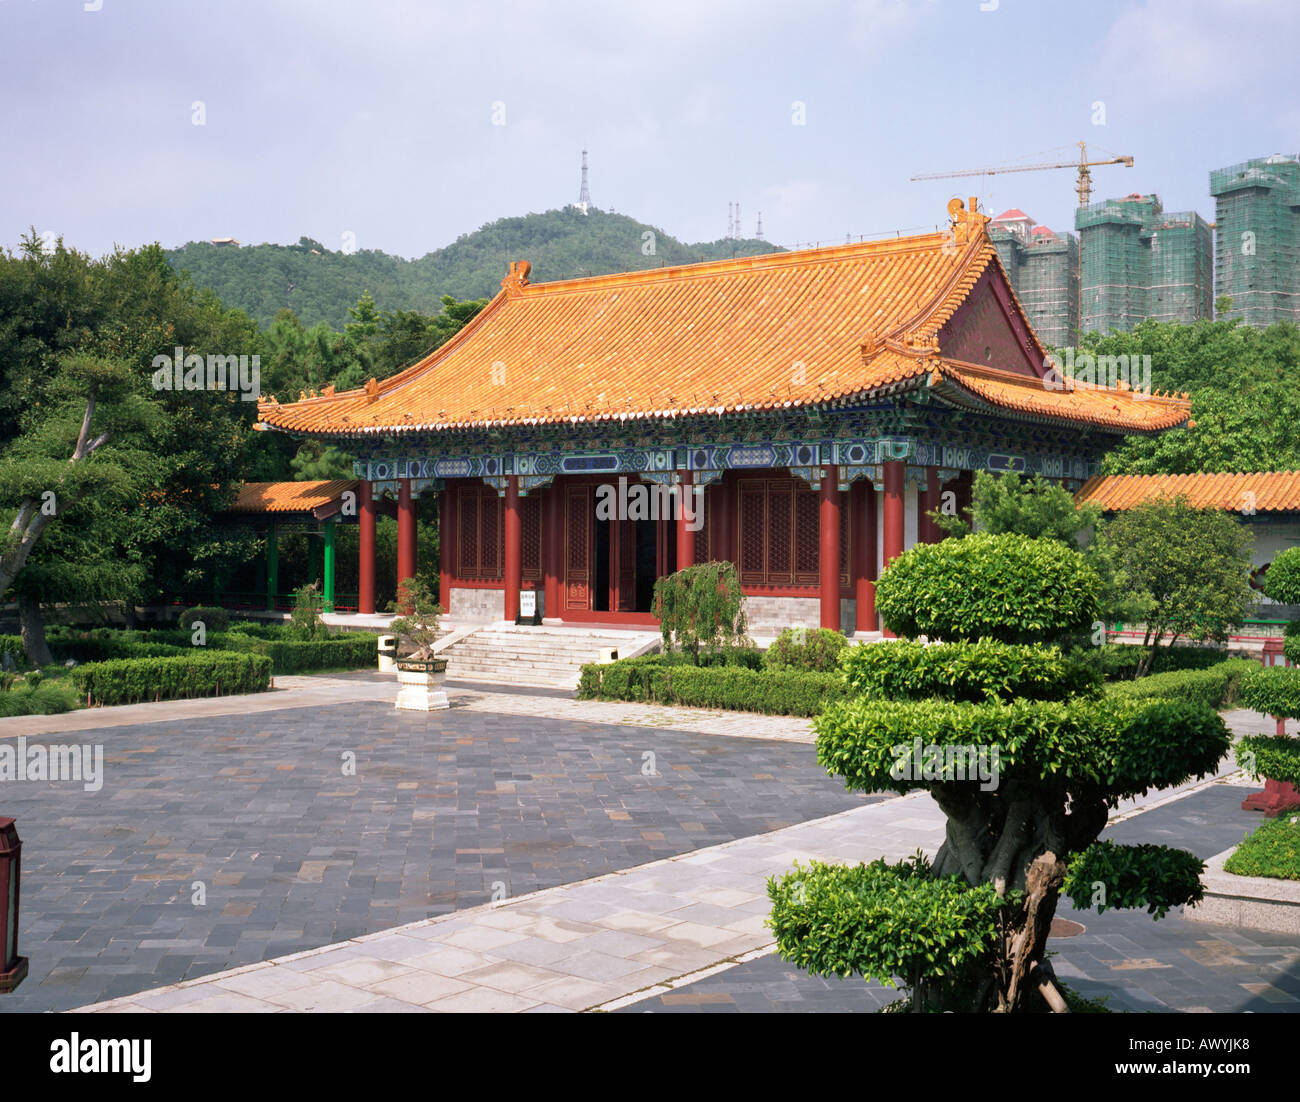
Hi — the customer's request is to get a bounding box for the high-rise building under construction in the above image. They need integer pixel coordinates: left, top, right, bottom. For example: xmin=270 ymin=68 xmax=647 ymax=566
xmin=989 ymin=210 xmax=1079 ymax=349
xmin=1075 ymin=194 xmax=1212 ymax=335
xmin=1210 ymin=154 xmax=1300 ymax=328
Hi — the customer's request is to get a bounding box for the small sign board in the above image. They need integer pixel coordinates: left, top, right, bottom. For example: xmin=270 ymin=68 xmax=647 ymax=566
xmin=516 ymin=589 xmax=540 ymax=625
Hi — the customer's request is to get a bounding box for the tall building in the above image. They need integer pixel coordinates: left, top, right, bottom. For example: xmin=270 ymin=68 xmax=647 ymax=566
xmin=989 ymin=210 xmax=1078 ymax=349
xmin=1210 ymin=154 xmax=1300 ymax=328
xmin=1075 ymin=194 xmax=1212 ymax=334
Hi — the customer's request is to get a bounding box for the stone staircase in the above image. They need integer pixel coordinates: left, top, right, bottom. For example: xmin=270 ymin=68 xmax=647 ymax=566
xmin=438 ymin=625 xmax=661 ymax=690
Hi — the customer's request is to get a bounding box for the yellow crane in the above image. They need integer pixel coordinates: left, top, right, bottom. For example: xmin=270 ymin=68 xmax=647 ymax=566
xmin=911 ymin=142 xmax=1134 ymax=209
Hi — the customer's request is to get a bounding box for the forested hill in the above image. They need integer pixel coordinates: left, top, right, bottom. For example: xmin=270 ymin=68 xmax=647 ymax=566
xmin=165 ymin=207 xmax=780 ymax=328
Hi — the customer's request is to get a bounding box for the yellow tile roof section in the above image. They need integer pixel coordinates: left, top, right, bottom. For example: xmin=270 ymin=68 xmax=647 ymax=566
xmin=228 ymin=480 xmax=359 ymax=514
xmin=1077 ymin=471 xmax=1300 ymax=513
xmin=257 ymin=202 xmax=1189 ymax=438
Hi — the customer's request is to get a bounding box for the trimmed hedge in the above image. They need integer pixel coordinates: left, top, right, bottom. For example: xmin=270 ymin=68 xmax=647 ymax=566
xmin=50 ymin=636 xmax=189 ymax=663
xmin=1104 ymin=658 xmax=1256 ymax=709
xmin=1235 ymin=734 xmax=1300 ymax=788
xmin=208 ymin=631 xmax=378 ymax=672
xmin=70 ymin=653 xmax=272 ymax=706
xmin=840 ymin=640 xmax=1099 ymax=703
xmin=177 ymin=605 xmax=231 ymax=632
xmin=1071 ymin=643 xmax=1230 ymax=682
xmin=577 ymin=657 xmax=847 ymax=717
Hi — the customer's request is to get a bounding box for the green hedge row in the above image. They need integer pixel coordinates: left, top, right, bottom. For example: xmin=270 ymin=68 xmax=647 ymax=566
xmin=207 ymin=631 xmax=378 ymax=671
xmin=50 ymin=637 xmax=190 ymax=663
xmin=577 ymin=657 xmax=847 ymax=717
xmin=70 ymin=653 xmax=272 ymax=706
xmin=1073 ymin=643 xmax=1231 ymax=682
xmin=1104 ymin=659 xmax=1257 ymax=709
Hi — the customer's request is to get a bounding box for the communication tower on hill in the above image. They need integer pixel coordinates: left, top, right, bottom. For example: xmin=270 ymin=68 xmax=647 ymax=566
xmin=577 ymin=150 xmax=591 ymax=215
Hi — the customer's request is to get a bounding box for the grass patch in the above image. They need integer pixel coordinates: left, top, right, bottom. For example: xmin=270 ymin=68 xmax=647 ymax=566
xmin=1224 ymin=816 xmax=1300 ymax=881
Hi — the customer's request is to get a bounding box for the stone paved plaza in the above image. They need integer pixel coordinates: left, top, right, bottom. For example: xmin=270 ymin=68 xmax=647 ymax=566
xmin=0 ymin=689 xmax=866 ymax=1013
xmin=0 ymin=677 xmax=1293 ymax=1015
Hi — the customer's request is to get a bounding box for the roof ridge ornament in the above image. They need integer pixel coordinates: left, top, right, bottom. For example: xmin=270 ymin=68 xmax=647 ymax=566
xmin=501 ymin=259 xmax=532 ymax=295
xmin=947 ymin=196 xmax=990 ymax=248
xmin=364 ymin=377 xmax=379 ymax=403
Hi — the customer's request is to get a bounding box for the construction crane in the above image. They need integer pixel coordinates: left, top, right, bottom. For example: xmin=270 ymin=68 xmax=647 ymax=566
xmin=911 ymin=142 xmax=1134 ymax=209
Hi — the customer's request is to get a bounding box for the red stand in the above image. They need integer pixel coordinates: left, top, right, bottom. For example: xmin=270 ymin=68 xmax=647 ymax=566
xmin=1242 ymin=639 xmax=1300 ymax=816
xmin=0 ymin=818 xmax=27 ymax=993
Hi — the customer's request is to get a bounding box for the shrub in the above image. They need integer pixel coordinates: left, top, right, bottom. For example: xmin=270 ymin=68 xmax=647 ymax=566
xmin=841 ymin=639 xmax=1099 ymax=703
xmin=652 ymin=561 xmax=749 ymax=662
xmin=49 ymin=635 xmax=189 ymax=663
xmin=0 ymin=680 xmax=78 ymax=717
xmin=1224 ymin=817 xmax=1300 ymax=881
xmin=1285 ymin=633 xmax=1300 ymax=664
xmin=874 ymin=532 xmax=1100 ymax=644
xmin=763 ymin=628 xmax=848 ymax=673
xmin=1104 ymin=658 xmax=1256 ymax=709
xmin=0 ymin=634 xmax=25 ymax=667
xmin=177 ymin=605 xmax=230 ymax=633
xmin=1069 ymin=643 xmax=1229 ymax=682
xmin=1263 ymin=547 xmax=1300 ymax=606
xmin=70 ymin=653 xmax=272 ymax=706
xmin=388 ymin=576 xmax=443 ymax=660
xmin=286 ymin=583 xmax=328 ymax=641
xmin=1063 ymin=841 xmax=1205 ymax=918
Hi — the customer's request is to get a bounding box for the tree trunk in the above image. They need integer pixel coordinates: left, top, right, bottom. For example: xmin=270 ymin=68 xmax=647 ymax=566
xmin=19 ymin=593 xmax=53 ymax=667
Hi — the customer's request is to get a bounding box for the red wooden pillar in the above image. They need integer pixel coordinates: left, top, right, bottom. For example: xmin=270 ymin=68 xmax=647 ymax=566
xmin=543 ymin=481 xmax=561 ymax=621
xmin=676 ymin=471 xmax=695 ymax=571
xmin=851 ymin=479 xmax=877 ymax=633
xmin=358 ymin=480 xmax=376 ymax=614
xmin=881 ymin=460 xmax=906 ymax=638
xmin=503 ymin=475 xmax=521 ymax=623
xmin=819 ymin=465 xmax=841 ymax=631
xmin=438 ymin=486 xmax=452 ymax=615
xmin=397 ymin=478 xmax=416 ymax=592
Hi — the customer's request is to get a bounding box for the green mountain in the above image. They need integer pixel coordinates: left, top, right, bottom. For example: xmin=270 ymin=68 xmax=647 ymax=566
xmin=165 ymin=207 xmax=782 ymax=328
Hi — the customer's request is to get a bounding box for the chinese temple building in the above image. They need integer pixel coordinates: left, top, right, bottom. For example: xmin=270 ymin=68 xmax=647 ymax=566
xmin=257 ymin=199 xmax=1190 ymax=634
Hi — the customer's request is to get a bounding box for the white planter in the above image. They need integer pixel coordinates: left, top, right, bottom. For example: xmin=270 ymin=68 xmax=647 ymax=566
xmin=395 ymin=663 xmax=449 ymax=711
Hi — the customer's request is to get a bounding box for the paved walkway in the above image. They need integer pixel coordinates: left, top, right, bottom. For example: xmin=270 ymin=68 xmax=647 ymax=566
xmin=1 ymin=673 xmax=815 ymax=745
xmin=622 ymin=783 xmax=1300 ymax=1014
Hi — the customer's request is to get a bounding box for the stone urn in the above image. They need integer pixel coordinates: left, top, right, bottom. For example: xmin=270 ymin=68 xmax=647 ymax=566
xmin=395 ymin=657 xmax=449 ymax=712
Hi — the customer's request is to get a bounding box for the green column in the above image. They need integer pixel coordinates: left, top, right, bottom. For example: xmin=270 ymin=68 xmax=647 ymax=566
xmin=266 ymin=523 xmax=278 ymax=611
xmin=323 ymin=519 xmax=336 ymax=614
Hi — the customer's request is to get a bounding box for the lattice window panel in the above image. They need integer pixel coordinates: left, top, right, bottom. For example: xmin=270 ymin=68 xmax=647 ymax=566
xmin=693 ymin=486 xmax=711 ymax=563
xmin=794 ymin=488 xmax=819 ymax=582
xmin=521 ymin=495 xmax=541 ymax=581
xmin=458 ymin=490 xmax=479 ymax=578
xmin=739 ymin=487 xmax=765 ymax=582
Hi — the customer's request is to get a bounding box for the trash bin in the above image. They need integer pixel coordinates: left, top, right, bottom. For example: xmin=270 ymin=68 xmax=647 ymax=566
xmin=378 ymin=634 xmax=397 ymax=672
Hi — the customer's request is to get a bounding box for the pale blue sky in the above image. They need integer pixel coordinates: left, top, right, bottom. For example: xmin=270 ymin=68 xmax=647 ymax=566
xmin=2 ymin=0 xmax=1297 ymax=259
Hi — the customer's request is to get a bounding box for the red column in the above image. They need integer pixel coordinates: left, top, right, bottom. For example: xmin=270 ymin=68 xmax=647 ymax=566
xmin=819 ymin=465 xmax=841 ymax=631
xmin=676 ymin=471 xmax=695 ymax=571
xmin=543 ymin=482 xmax=560 ymax=621
xmin=882 ymin=460 xmax=906 ymax=638
xmin=397 ymin=477 xmax=416 ymax=593
xmin=358 ymin=480 xmax=376 ymax=615
xmin=852 ymin=479 xmax=877 ymax=633
xmin=438 ymin=486 xmax=451 ymax=615
xmin=717 ymin=473 xmax=735 ymax=565
xmin=504 ymin=475 xmax=521 ymax=623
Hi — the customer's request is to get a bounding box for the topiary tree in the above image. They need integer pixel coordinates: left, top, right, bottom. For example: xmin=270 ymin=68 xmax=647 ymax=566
xmin=1236 ymin=665 xmax=1300 ymax=815
xmin=768 ymin=534 xmax=1230 ymax=1012
xmin=651 ymin=561 xmax=749 ymax=664
xmin=388 ymin=576 xmax=444 ymax=661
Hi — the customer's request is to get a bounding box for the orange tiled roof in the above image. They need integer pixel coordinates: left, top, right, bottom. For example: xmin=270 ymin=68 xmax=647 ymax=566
xmin=1077 ymin=471 xmax=1300 ymax=513
xmin=227 ymin=480 xmax=358 ymax=514
xmin=257 ymin=202 xmax=1190 ymax=438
